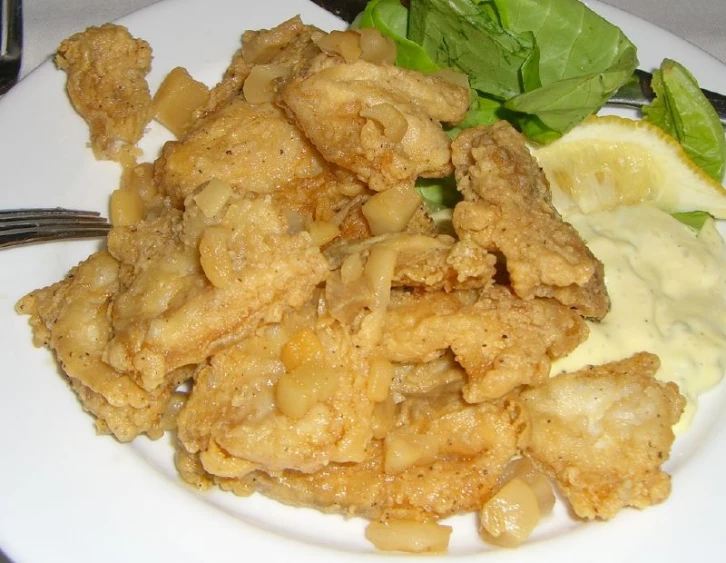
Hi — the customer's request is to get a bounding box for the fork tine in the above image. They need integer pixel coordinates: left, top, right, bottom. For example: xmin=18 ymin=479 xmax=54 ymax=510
xmin=0 ymin=207 xmax=107 ymax=221
xmin=0 ymin=207 xmax=112 ymax=249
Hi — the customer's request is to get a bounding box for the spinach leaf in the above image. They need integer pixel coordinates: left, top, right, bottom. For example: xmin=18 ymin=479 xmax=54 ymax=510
xmin=643 ymin=59 xmax=726 ymax=181
xmin=408 ymin=0 xmax=532 ymax=100
xmin=496 ymin=0 xmax=638 ymax=137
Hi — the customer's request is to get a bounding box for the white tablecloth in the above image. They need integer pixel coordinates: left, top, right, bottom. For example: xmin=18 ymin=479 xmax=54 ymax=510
xmin=19 ymin=0 xmax=726 ymax=81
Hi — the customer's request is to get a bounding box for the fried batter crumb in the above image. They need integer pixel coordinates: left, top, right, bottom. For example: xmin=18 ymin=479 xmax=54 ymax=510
xmin=56 ymin=23 xmax=153 ymax=161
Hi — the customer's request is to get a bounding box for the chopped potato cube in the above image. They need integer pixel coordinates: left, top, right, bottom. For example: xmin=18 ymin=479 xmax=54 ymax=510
xmin=194 ymin=179 xmax=233 ymax=218
xmin=365 ymin=520 xmax=452 ymax=553
xmin=110 ymin=188 xmax=144 ymax=226
xmin=153 ymin=66 xmax=209 ymax=138
xmin=307 ymin=220 xmax=340 ymax=247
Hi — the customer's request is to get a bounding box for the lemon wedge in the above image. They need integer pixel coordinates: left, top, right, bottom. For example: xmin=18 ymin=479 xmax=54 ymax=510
xmin=531 ymin=115 xmax=726 ymax=218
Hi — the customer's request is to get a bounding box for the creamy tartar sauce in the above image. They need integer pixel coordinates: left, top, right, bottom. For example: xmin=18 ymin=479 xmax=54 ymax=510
xmin=551 ymin=203 xmax=726 ymax=431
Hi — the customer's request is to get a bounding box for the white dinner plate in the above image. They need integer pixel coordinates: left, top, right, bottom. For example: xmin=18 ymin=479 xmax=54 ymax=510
xmin=1 ymin=0 xmax=725 ymax=561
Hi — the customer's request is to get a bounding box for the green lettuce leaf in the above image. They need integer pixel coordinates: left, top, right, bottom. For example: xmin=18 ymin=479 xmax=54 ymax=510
xmin=642 ymin=59 xmax=726 ymax=181
xmin=368 ymin=0 xmax=638 ymax=142
xmin=408 ymin=0 xmax=532 ymax=100
xmin=416 ymin=176 xmax=462 ymax=212
xmin=496 ymin=0 xmax=638 ymax=137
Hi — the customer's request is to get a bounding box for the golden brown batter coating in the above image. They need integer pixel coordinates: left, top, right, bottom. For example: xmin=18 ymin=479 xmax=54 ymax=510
xmin=177 ymin=303 xmax=376 ymax=477
xmin=451 ymin=122 xmax=610 ymax=319
xmin=104 ymin=191 xmax=329 ymax=392
xmin=381 ymin=287 xmax=588 ymax=402
xmin=15 ymin=252 xmax=184 ymax=441
xmin=280 ymin=60 xmax=470 ymax=191
xmin=201 ymin=393 xmax=529 ymax=523
xmin=56 ymin=24 xmax=153 ymax=161
xmin=154 ymin=100 xmax=327 ymax=207
xmin=520 ymin=352 xmax=685 ymax=519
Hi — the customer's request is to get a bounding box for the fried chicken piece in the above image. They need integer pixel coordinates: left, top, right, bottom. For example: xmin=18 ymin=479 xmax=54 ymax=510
xmin=270 ymin=165 xmax=370 ymax=229
xmin=195 ymin=16 xmax=326 ymax=120
xmin=519 ymin=352 xmax=685 ymax=519
xmin=15 ymin=252 xmax=188 ymax=441
xmin=154 ymin=99 xmax=328 ymax=207
xmin=177 ymin=304 xmax=375 ymax=476
xmin=104 ymin=191 xmax=329 ymax=392
xmin=324 ymin=233 xmax=495 ymax=292
xmin=280 ymin=60 xmax=471 ymax=191
xmin=55 ymin=24 xmax=153 ymax=161
xmin=451 ymin=122 xmax=609 ymax=319
xmin=381 ymin=287 xmax=587 ymax=402
xmin=199 ymin=392 xmax=528 ymax=523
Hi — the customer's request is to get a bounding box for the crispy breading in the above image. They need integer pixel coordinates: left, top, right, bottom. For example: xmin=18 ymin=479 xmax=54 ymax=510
xmin=15 ymin=252 xmax=186 ymax=441
xmin=280 ymin=60 xmax=470 ymax=191
xmin=104 ymin=192 xmax=329 ymax=392
xmin=324 ymin=233 xmax=495 ymax=292
xmin=451 ymin=122 xmax=609 ymax=319
xmin=177 ymin=304 xmax=375 ymax=476
xmin=381 ymin=287 xmax=588 ymax=402
xmin=55 ymin=24 xmax=153 ymax=161
xmin=154 ymin=100 xmax=328 ymax=207
xmin=519 ymin=352 xmax=685 ymax=519
xmin=195 ymin=393 xmax=529 ymax=523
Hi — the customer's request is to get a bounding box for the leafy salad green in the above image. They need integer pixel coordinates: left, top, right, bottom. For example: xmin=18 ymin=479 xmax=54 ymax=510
xmin=643 ymin=59 xmax=726 ymax=181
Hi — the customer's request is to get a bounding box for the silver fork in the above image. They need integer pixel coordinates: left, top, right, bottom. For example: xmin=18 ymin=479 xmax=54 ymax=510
xmin=0 ymin=0 xmax=22 ymax=95
xmin=0 ymin=208 xmax=112 ymax=249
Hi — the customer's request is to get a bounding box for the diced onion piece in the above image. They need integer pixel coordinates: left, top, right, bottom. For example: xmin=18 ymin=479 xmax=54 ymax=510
xmin=527 ymin=472 xmax=556 ymax=516
xmin=359 ymin=28 xmax=397 ymax=65
xmin=315 ymin=30 xmax=362 ymax=63
xmin=194 ymin=178 xmax=233 ymax=218
xmin=152 ymin=66 xmax=210 ymax=138
xmin=199 ymin=226 xmax=234 ymax=288
xmin=121 ymin=162 xmax=157 ymax=202
xmin=362 ymin=184 xmax=422 ymax=235
xmin=360 ymin=103 xmax=408 ymax=143
xmin=243 ymin=64 xmax=291 ymax=104
xmin=110 ymin=188 xmax=144 ymax=226
xmin=365 ymin=520 xmax=452 ymax=553
xmin=371 ymin=394 xmax=395 ymax=439
xmin=161 ymin=391 xmax=189 ymax=431
xmin=500 ymin=457 xmax=556 ymax=516
xmin=479 ymin=478 xmax=541 ymax=548
xmin=367 ymin=356 xmax=394 ymax=402
xmin=340 ymin=252 xmax=364 ymax=284
xmin=363 ymin=245 xmax=397 ymax=310
xmin=307 ymin=220 xmax=340 ymax=247
xmin=276 ymin=364 xmax=339 ymax=419
xmin=281 ymin=328 xmax=325 ymax=372
xmin=384 ymin=431 xmax=439 ymax=474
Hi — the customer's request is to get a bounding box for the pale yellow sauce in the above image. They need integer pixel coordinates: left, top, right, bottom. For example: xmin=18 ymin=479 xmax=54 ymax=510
xmin=552 ymin=204 xmax=726 ymax=431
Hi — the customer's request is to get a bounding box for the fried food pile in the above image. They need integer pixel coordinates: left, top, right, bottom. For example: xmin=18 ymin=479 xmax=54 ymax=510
xmin=16 ymin=17 xmax=686 ymax=553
